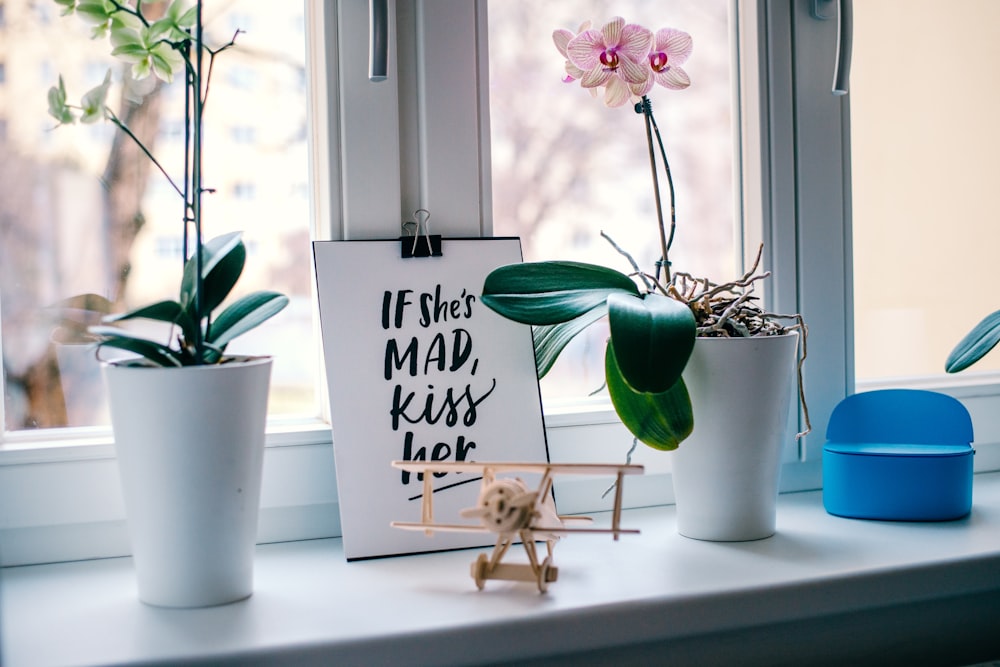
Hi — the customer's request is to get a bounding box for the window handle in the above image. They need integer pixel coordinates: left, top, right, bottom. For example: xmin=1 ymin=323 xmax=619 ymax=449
xmin=812 ymin=0 xmax=853 ymax=95
xmin=369 ymin=0 xmax=388 ymax=82
xmin=832 ymin=0 xmax=853 ymax=95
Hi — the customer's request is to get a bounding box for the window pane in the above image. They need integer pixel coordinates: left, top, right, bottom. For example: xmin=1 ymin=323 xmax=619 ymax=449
xmin=0 ymin=0 xmax=318 ymax=431
xmin=487 ymin=0 xmax=737 ymax=402
xmin=851 ymin=1 xmax=1000 ymax=382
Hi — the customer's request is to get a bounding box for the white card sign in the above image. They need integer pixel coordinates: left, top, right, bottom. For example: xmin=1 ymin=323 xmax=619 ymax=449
xmin=313 ymin=238 xmax=549 ymax=560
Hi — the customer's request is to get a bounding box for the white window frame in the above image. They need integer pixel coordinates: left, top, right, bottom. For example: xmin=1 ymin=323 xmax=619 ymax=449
xmin=781 ymin=0 xmax=1000 ymax=475
xmin=7 ymin=0 xmax=995 ymax=568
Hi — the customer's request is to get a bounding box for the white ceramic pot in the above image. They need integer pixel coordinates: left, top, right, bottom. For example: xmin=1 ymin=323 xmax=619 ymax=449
xmin=104 ymin=356 xmax=272 ymax=607
xmin=670 ymin=333 xmax=798 ymax=541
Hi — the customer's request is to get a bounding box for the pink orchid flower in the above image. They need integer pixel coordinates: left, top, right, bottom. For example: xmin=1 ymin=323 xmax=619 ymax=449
xmin=647 ymin=27 xmax=693 ymax=90
xmin=552 ymin=21 xmax=590 ymax=83
xmin=565 ymin=17 xmax=653 ymax=107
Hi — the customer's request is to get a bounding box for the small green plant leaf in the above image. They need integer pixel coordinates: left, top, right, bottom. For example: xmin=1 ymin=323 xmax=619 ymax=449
xmin=103 ymin=299 xmax=182 ymax=322
xmin=51 ymin=293 xmax=114 ymax=314
xmin=482 ymin=261 xmax=638 ymax=325
xmin=208 ymin=291 xmax=290 ymax=348
xmin=89 ymin=327 xmax=183 ymax=368
xmin=196 ymin=341 xmax=226 ymax=365
xmin=532 ymin=304 xmax=608 ymax=378
xmin=102 ymin=298 xmax=198 ymax=344
xmin=605 ymin=343 xmax=693 ymax=450
xmin=607 ymin=292 xmax=696 ymax=393
xmin=946 ymin=308 xmax=1000 ymax=373
xmin=180 ymin=232 xmax=245 ymax=317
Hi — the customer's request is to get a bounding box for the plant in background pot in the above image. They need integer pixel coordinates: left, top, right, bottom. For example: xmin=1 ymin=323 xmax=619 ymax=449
xmin=46 ymin=293 xmax=117 ymax=424
xmin=482 ymin=16 xmax=810 ymax=541
xmin=946 ymin=309 xmax=1000 ymax=374
xmin=48 ymin=0 xmax=288 ymax=607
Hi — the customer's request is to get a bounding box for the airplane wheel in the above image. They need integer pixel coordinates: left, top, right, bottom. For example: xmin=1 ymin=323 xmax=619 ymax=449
xmin=473 ymin=553 xmax=489 ymax=590
xmin=538 ymin=557 xmax=554 ymax=593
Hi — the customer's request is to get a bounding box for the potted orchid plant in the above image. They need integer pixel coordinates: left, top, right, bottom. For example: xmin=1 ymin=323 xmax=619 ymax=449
xmin=482 ymin=17 xmax=809 ymax=541
xmin=47 ymin=0 xmax=287 ymax=607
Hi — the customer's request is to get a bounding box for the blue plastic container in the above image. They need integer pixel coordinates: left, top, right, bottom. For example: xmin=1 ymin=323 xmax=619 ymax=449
xmin=823 ymin=389 xmax=974 ymax=521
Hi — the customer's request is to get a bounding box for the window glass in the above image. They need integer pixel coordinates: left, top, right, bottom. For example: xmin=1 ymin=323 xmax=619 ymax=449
xmin=0 ymin=0 xmax=318 ymax=431
xmin=852 ymin=0 xmax=1000 ymax=383
xmin=487 ymin=0 xmax=737 ymax=402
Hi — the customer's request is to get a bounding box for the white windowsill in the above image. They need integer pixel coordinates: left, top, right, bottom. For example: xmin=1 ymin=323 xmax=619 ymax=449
xmin=3 ymin=473 xmax=1000 ymax=667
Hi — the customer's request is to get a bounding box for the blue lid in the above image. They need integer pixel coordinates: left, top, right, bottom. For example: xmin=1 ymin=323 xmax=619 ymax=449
xmin=824 ymin=442 xmax=973 ymax=457
xmin=826 ymin=389 xmax=974 ymax=445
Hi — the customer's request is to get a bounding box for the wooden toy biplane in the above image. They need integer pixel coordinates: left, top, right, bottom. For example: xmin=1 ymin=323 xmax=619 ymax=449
xmin=390 ymin=461 xmax=644 ymax=592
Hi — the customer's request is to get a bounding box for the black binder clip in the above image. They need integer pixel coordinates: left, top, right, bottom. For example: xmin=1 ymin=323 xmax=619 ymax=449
xmin=400 ymin=209 xmax=442 ymax=258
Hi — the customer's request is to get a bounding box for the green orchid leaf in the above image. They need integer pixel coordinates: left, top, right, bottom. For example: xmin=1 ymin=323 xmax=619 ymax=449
xmin=89 ymin=327 xmax=183 ymax=368
xmin=51 ymin=293 xmax=114 ymax=313
xmin=102 ymin=298 xmax=184 ymax=324
xmin=482 ymin=261 xmax=638 ymax=325
xmin=180 ymin=232 xmax=245 ymax=318
xmin=605 ymin=343 xmax=693 ymax=451
xmin=208 ymin=291 xmax=289 ymax=348
xmin=607 ymin=292 xmax=696 ymax=394
xmin=193 ymin=340 xmax=226 ymax=365
xmin=946 ymin=308 xmax=1000 ymax=373
xmin=102 ymin=299 xmax=197 ymax=344
xmin=532 ymin=303 xmax=607 ymax=378
xmin=194 ymin=240 xmax=246 ymax=318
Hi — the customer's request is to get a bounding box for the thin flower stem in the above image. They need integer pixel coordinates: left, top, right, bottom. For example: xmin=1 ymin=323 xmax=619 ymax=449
xmin=202 ymin=31 xmax=242 ymax=112
xmin=192 ymin=0 xmax=206 ymax=361
xmin=108 ymin=0 xmax=146 ymax=26
xmin=105 ymin=109 xmax=184 ymax=198
xmin=636 ymin=97 xmax=679 ymax=284
xmin=183 ymin=37 xmax=193 ymax=262
xmin=646 ymin=103 xmax=678 ymax=253
xmin=638 ymin=97 xmax=670 ymax=283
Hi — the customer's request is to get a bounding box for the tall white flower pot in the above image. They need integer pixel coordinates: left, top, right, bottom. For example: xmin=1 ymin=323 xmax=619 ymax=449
xmin=670 ymin=333 xmax=798 ymax=541
xmin=104 ymin=356 xmax=272 ymax=607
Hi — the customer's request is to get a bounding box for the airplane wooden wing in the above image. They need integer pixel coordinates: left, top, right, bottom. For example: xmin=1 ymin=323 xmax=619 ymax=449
xmin=389 ymin=461 xmax=644 ymax=539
